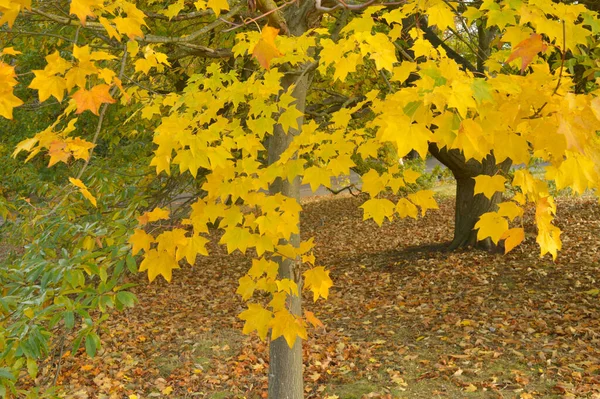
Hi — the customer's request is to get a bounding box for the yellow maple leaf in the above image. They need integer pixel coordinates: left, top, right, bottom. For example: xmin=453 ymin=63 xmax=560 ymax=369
xmin=252 ymin=26 xmax=283 ymax=70
xmin=271 ymin=309 xmax=307 ymax=348
xmin=236 ymin=275 xmax=256 ymax=300
xmin=73 ymin=84 xmax=116 ymax=115
xmin=248 ymin=258 xmax=279 ymax=280
xmin=501 ymin=227 xmax=525 ymax=254
xmin=475 ymin=212 xmax=508 ymax=244
xmin=407 ymin=190 xmax=438 ymax=216
xmin=396 ymin=198 xmax=418 ymax=219
xmin=68 ymin=177 xmax=97 ymax=207
xmin=548 ymin=152 xmax=597 ymax=195
xmin=138 ymin=207 xmax=169 ymax=225
xmin=537 ymin=224 xmax=562 ymax=260
xmin=278 ymin=105 xmax=304 ymax=133
xmin=366 ymin=33 xmax=396 ymax=72
xmin=333 ymin=53 xmax=362 ymax=82
xmin=1 ymin=47 xmax=21 ymax=55
xmin=360 ymin=198 xmax=395 ymax=226
xmin=361 ymin=169 xmax=388 ymax=197
xmin=452 ymin=119 xmax=491 ymax=162
xmin=12 ymin=137 xmax=38 ymax=158
xmin=66 ymin=137 xmax=95 ymax=161
xmin=269 ymin=291 xmax=287 ymax=311
xmin=303 ymin=266 xmax=333 ymax=302
xmin=497 ymin=201 xmax=523 ymax=222
xmin=219 ymin=226 xmax=252 ymax=254
xmin=0 ymin=87 xmax=23 ymax=119
xmin=391 ymin=61 xmax=417 ymax=83
xmin=139 ymin=249 xmax=180 ymax=282
xmin=113 ymin=16 xmax=145 ymax=39
xmin=99 ymin=17 xmax=119 ymax=39
xmin=473 ymin=174 xmax=506 ymax=199
xmin=0 ymin=62 xmax=23 ymax=119
xmin=161 ymin=0 xmax=184 ymax=20
xmin=129 ymin=229 xmax=154 ymax=255
xmin=426 ymin=2 xmax=455 ymax=30
xmin=276 ymin=278 xmax=299 ymax=296
xmin=0 ymin=0 xmax=27 ymax=27
xmin=70 ymin=0 xmax=103 ymax=25
xmin=156 ymin=229 xmax=188 ymax=258
xmin=302 ymin=166 xmax=331 ymax=192
xmin=176 ymin=235 xmax=209 ymax=264
xmin=207 ymin=0 xmax=229 ymax=17
xmin=403 ymin=169 xmax=421 ymax=184
xmin=238 ymin=303 xmax=273 ymax=340
xmin=29 ymin=70 xmax=67 ymax=102
xmin=379 ymin=118 xmax=433 ymax=159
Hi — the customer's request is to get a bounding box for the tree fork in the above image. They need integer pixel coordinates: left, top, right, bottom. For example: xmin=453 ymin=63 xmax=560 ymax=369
xmin=429 ymin=143 xmax=512 ymax=250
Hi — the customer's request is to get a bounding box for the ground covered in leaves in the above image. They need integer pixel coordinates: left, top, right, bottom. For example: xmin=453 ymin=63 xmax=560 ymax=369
xmin=57 ymin=195 xmax=600 ymax=399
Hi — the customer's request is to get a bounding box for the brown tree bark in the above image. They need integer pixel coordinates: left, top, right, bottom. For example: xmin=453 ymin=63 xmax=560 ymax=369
xmin=429 ymin=143 xmax=512 ymax=250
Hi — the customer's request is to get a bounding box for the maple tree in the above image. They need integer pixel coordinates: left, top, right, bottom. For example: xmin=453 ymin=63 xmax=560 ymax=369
xmin=1 ymin=0 xmax=599 ymax=397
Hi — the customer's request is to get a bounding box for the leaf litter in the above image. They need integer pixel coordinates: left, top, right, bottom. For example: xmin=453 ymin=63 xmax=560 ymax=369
xmin=53 ymin=194 xmax=600 ymax=398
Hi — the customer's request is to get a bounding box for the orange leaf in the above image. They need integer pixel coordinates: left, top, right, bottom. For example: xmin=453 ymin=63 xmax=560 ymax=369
xmin=72 ymin=84 xmax=116 ymax=115
xmin=252 ymin=27 xmax=283 ymax=70
xmin=506 ymin=33 xmax=548 ymax=72
xmin=48 ymin=141 xmax=71 ymax=166
xmin=304 ymin=310 xmax=324 ymax=328
xmin=501 ymin=227 xmax=525 ymax=254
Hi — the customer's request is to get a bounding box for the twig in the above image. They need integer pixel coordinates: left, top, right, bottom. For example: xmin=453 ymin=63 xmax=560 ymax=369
xmin=76 ymin=43 xmax=129 ymax=179
xmin=380 ymin=70 xmax=393 ymax=91
xmin=0 ymin=29 xmax=78 ymax=44
xmin=144 ymin=9 xmax=212 ymax=21
xmin=394 ymin=42 xmax=415 ymax=62
xmin=223 ymin=0 xmax=297 ymax=32
xmin=145 ymin=3 xmax=244 ymax=42
xmin=51 ymin=335 xmax=66 ymax=387
xmin=552 ymin=20 xmax=566 ymax=96
xmin=326 ymin=184 xmax=359 ymax=196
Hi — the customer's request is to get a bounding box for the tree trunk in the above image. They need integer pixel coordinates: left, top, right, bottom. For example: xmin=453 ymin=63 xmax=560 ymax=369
xmin=267 ymin=103 xmax=304 ymax=398
xmin=266 ymin=2 xmax=315 ymax=396
xmin=429 ymin=143 xmax=512 ymax=250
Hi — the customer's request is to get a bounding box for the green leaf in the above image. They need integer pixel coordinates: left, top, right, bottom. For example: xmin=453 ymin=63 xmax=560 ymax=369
xmin=0 ymin=368 xmax=15 ymax=381
xmin=116 ymin=291 xmax=136 ymax=307
xmin=64 ymin=311 xmax=75 ymax=330
xmin=85 ymin=332 xmax=100 ymax=358
xmin=126 ymin=254 xmax=137 ymax=274
xmin=27 ymin=358 xmax=38 ymax=378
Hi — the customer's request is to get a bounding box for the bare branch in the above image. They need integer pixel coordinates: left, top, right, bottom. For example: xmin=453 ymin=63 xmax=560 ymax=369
xmin=144 ymin=9 xmax=213 ymax=21
xmin=315 ymin=0 xmax=404 ymax=13
xmin=144 ymin=3 xmax=245 ymax=43
xmin=176 ymin=42 xmax=233 ymax=58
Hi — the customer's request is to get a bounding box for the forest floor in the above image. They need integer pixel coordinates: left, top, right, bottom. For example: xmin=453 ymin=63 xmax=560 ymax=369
xmin=55 ymin=192 xmax=600 ymax=399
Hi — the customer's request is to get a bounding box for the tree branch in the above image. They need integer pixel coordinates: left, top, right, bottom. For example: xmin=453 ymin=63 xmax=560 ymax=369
xmin=420 ymin=25 xmax=477 ymax=72
xmin=144 ymin=3 xmax=244 ymax=43
xmin=143 ymin=9 xmax=213 ymax=21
